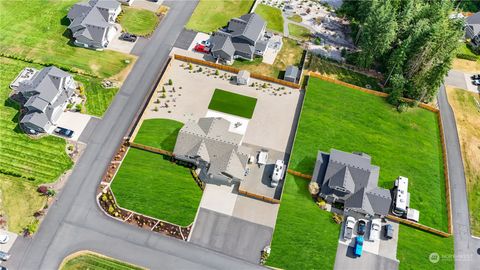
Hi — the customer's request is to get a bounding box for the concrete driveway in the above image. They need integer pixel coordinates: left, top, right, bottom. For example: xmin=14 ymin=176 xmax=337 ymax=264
xmin=131 ymin=0 xmax=163 ymax=12
xmin=0 ymin=229 xmax=17 ymax=253
xmin=48 ymin=112 xmax=94 ymax=142
xmin=334 ymin=242 xmax=399 ymax=270
xmin=107 ymin=31 xmax=138 ymax=55
xmin=445 ymin=69 xmax=480 ymax=93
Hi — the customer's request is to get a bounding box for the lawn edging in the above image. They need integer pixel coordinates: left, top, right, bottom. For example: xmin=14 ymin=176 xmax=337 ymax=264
xmin=174 ymin=54 xmax=301 ymax=89
xmin=59 ymin=250 xmax=146 ymax=270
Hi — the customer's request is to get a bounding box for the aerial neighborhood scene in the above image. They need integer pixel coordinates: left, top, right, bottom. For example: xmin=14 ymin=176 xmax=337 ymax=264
xmin=1 ymin=0 xmax=480 ymax=269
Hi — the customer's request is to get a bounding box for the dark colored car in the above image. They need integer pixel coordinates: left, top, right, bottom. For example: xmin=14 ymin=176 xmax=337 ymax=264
xmin=471 ymin=74 xmax=480 ymax=80
xmin=120 ymin=33 xmax=137 ymax=42
xmin=54 ymin=127 xmax=74 ymax=138
xmin=384 ymin=224 xmax=394 ymax=239
xmin=0 ymin=251 xmax=10 ymax=261
xmin=0 ymin=266 xmax=8 ymax=270
xmin=357 ymin=220 xmax=366 ymax=235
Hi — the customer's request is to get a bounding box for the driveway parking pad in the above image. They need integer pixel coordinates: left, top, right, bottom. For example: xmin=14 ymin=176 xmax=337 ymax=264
xmin=0 ymin=229 xmax=17 ymax=253
xmin=49 ymin=112 xmax=93 ymax=142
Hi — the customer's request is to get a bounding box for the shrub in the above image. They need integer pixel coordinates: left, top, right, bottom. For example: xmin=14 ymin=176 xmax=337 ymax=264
xmin=215 ymin=70 xmax=219 ymax=75
xmin=37 ymin=186 xmax=48 ymax=195
xmin=168 ymin=79 xmax=173 ymax=85
xmin=456 ymin=53 xmax=477 ymax=61
xmin=24 ymin=220 xmax=39 ymax=235
xmin=46 ymin=189 xmax=56 ymax=197
xmin=75 ymin=104 xmax=82 ymax=112
xmin=108 ymin=205 xmax=115 ymax=214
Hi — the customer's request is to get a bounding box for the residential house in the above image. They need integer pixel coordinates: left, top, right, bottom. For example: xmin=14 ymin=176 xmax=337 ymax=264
xmin=67 ymin=0 xmax=121 ymax=49
xmin=173 ymin=117 xmax=252 ymax=186
xmin=312 ymin=149 xmax=392 ymax=218
xmin=210 ymin=13 xmax=269 ymax=63
xmin=465 ymin=12 xmax=480 ymax=47
xmin=16 ymin=66 xmax=76 ymax=133
xmin=284 ymin=65 xmax=299 ymax=83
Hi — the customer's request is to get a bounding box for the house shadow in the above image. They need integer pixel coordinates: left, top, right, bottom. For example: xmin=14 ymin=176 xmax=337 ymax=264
xmin=60 ymin=16 xmax=78 ymax=47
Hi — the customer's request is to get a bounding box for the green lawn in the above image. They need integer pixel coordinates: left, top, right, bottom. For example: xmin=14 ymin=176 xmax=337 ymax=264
xmin=133 ymin=118 xmax=183 ymax=151
xmin=291 ymin=77 xmax=447 ymax=231
xmin=288 ymin=14 xmax=302 ymax=23
xmin=61 ymin=252 xmax=143 ymax=270
xmin=288 ymin=23 xmax=311 ymax=40
xmin=119 ymin=7 xmax=159 ymax=36
xmin=397 ymin=225 xmax=454 ymax=270
xmin=0 ymin=57 xmax=73 ymax=184
xmin=186 ymin=0 xmax=255 ymax=33
xmin=0 ymin=174 xmax=47 ymax=233
xmin=76 ymin=77 xmax=118 ymax=117
xmin=232 ymin=38 xmax=304 ymax=78
xmin=0 ymin=0 xmax=133 ymax=78
xmin=267 ymin=175 xmax=340 ymax=270
xmin=110 ymin=148 xmax=202 ymax=226
xmin=305 ymin=55 xmax=382 ymax=90
xmin=255 ymin=4 xmax=284 ymax=33
xmin=208 ymin=89 xmax=257 ymax=118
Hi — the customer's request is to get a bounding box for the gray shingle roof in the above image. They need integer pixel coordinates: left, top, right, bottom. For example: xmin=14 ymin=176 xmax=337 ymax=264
xmin=174 ymin=117 xmax=250 ymax=183
xmin=20 ymin=112 xmax=50 ymax=131
xmin=228 ymin=13 xmax=266 ymax=44
xmin=210 ymin=32 xmax=236 ymax=60
xmin=316 ymin=149 xmax=392 ymax=216
xmin=285 ymin=65 xmax=299 ymax=79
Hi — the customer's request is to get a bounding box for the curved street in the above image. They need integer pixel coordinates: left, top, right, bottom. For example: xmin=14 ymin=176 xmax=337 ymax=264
xmin=438 ymin=85 xmax=480 ymax=269
xmin=5 ymin=1 xmax=263 ymax=269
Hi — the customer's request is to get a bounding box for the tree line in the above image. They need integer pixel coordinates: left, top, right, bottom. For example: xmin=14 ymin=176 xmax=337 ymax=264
xmin=339 ymin=0 xmax=464 ymax=103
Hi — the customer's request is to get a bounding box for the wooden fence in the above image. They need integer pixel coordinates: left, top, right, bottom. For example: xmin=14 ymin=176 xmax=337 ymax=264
xmin=173 ymin=54 xmax=301 ymax=89
xmin=128 ymin=142 xmax=173 ymax=156
xmin=190 ymin=170 xmax=205 ymax=191
xmin=387 ymin=215 xmax=451 ymax=237
xmin=238 ymin=188 xmax=280 ymax=204
xmin=287 ymin=169 xmax=312 ymax=180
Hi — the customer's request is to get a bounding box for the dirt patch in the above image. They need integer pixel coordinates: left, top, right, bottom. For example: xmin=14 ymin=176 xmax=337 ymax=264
xmin=452 ymin=58 xmax=480 ymax=73
xmin=108 ymin=57 xmax=137 ymax=83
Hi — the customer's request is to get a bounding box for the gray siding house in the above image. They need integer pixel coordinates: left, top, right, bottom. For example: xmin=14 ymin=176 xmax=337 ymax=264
xmin=211 ymin=13 xmax=268 ymax=63
xmin=312 ymin=149 xmax=392 ymax=217
xmin=17 ymin=66 xmax=76 ymax=133
xmin=67 ymin=0 xmax=121 ymax=49
xmin=173 ymin=117 xmax=251 ymax=186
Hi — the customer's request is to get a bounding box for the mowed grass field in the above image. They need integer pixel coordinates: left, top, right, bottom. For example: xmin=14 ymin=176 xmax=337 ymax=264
xmin=61 ymin=252 xmax=143 ymax=270
xmin=208 ymin=89 xmax=257 ymax=118
xmin=255 ymin=4 xmax=284 ymax=33
xmin=232 ymin=38 xmax=304 ymax=78
xmin=446 ymin=87 xmax=480 ymax=235
xmin=119 ymin=7 xmax=159 ymax=37
xmin=133 ymin=119 xmax=184 ymax=151
xmin=267 ymin=175 xmax=340 ymax=270
xmin=397 ymin=225 xmax=454 ymax=270
xmin=110 ymin=148 xmax=202 ymax=226
xmin=0 ymin=0 xmax=133 ymax=78
xmin=288 ymin=23 xmax=311 ymax=40
xmin=76 ymin=77 xmax=119 ymax=118
xmin=0 ymin=57 xmax=73 ymax=183
xmin=291 ymin=77 xmax=447 ymax=231
xmin=186 ymin=0 xmax=255 ymax=33
xmin=0 ymin=174 xmax=47 ymax=233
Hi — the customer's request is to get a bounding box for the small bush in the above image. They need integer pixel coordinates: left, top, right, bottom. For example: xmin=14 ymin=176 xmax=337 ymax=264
xmin=168 ymin=79 xmax=173 ymax=85
xmin=456 ymin=53 xmax=477 ymax=61
xmin=37 ymin=186 xmax=48 ymax=195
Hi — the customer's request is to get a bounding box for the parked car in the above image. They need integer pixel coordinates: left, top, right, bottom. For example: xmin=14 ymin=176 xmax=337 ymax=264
xmin=201 ymin=40 xmax=211 ymax=47
xmin=384 ymin=224 xmax=394 ymax=239
xmin=344 ymin=216 xmax=356 ymax=240
xmin=473 ymin=79 xmax=480 ymax=86
xmin=471 ymin=74 xmax=480 ymax=80
xmin=120 ymin=32 xmax=137 ymax=42
xmin=0 ymin=233 xmax=9 ymax=244
xmin=54 ymin=127 xmax=74 ymax=138
xmin=194 ymin=44 xmax=210 ymax=53
xmin=257 ymin=151 xmax=268 ymax=166
xmin=357 ymin=219 xmax=367 ymax=235
xmin=0 ymin=266 xmax=8 ymax=270
xmin=369 ymin=219 xmax=381 ymax=241
xmin=354 ymin=236 xmax=364 ymax=257
xmin=0 ymin=251 xmax=10 ymax=261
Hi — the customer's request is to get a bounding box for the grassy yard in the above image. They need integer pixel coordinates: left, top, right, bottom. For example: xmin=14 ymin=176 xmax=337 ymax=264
xmin=133 ymin=118 xmax=183 ymax=151
xmin=208 ymin=89 xmax=257 ymax=118
xmin=305 ymin=55 xmax=382 ymax=90
xmin=118 ymin=7 xmax=159 ymax=37
xmin=291 ymin=77 xmax=447 ymax=231
xmin=232 ymin=38 xmax=304 ymax=78
xmin=0 ymin=0 xmax=133 ymax=78
xmin=397 ymin=225 xmax=454 ymax=270
xmin=0 ymin=57 xmax=73 ymax=184
xmin=61 ymin=252 xmax=143 ymax=270
xmin=110 ymin=148 xmax=202 ymax=226
xmin=0 ymin=174 xmax=47 ymax=233
xmin=76 ymin=77 xmax=118 ymax=117
xmin=267 ymin=174 xmax=340 ymax=270
xmin=255 ymin=4 xmax=284 ymax=33
xmin=446 ymin=87 xmax=480 ymax=235
xmin=288 ymin=23 xmax=311 ymax=40
xmin=185 ymin=0 xmax=255 ymax=33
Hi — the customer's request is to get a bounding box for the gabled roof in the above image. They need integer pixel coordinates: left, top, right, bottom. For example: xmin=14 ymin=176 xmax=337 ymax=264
xmin=210 ymin=32 xmax=235 ymax=58
xmin=20 ymin=112 xmax=50 ymax=130
xmin=228 ymin=13 xmax=266 ymax=43
xmin=18 ymin=66 xmax=71 ymax=103
xmin=25 ymin=96 xmax=49 ymax=112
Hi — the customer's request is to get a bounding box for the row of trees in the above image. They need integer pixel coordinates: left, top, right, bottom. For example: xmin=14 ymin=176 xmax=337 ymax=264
xmin=340 ymin=0 xmax=464 ymax=103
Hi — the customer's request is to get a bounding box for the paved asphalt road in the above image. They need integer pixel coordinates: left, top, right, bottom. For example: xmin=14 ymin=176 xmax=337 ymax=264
xmin=5 ymin=1 xmax=263 ymax=269
xmin=438 ymin=85 xmax=480 ymax=269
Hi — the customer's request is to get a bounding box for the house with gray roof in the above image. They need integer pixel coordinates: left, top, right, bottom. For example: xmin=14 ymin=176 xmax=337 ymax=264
xmin=16 ymin=66 xmax=76 ymax=133
xmin=210 ymin=13 xmax=268 ymax=63
xmin=67 ymin=0 xmax=121 ymax=49
xmin=465 ymin=12 xmax=480 ymax=47
xmin=312 ymin=149 xmax=392 ymax=217
xmin=173 ymin=117 xmax=252 ymax=186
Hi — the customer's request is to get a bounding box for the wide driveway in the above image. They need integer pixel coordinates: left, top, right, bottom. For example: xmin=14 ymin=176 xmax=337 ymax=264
xmin=5 ymin=1 xmax=264 ymax=269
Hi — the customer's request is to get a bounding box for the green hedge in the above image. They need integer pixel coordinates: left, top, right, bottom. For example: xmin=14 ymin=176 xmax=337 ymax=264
xmin=456 ymin=53 xmax=478 ymax=61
